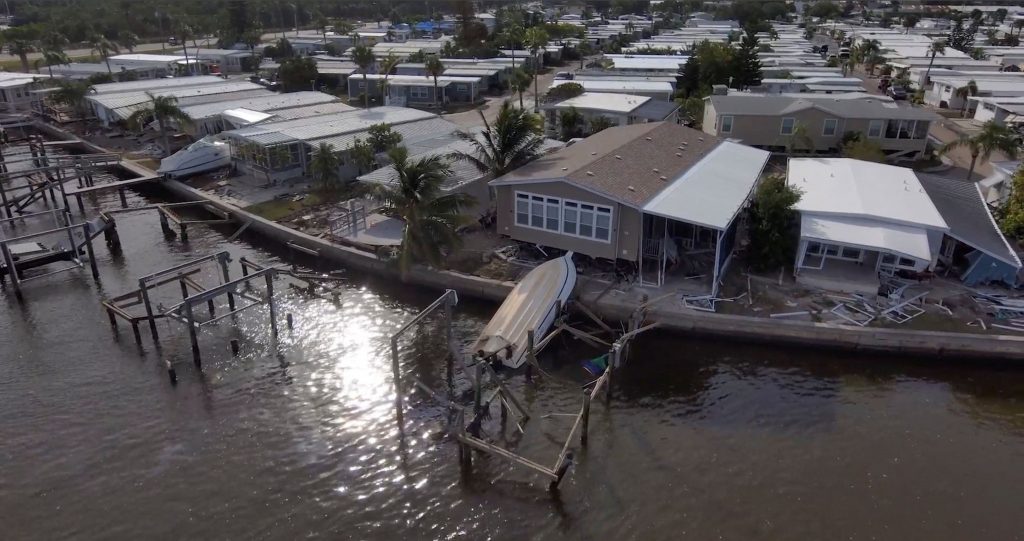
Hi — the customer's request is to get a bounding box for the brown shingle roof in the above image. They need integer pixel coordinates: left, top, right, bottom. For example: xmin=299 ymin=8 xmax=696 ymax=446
xmin=491 ymin=122 xmax=721 ymax=207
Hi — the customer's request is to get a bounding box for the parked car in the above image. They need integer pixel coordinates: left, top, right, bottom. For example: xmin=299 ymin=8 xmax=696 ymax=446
xmin=877 ymin=76 xmax=891 ymax=90
xmin=554 ymin=71 xmax=574 ymax=80
xmin=168 ymin=36 xmax=179 ymax=45
xmin=887 ymin=86 xmax=908 ymax=100
xmin=838 ymin=47 xmax=851 ymax=59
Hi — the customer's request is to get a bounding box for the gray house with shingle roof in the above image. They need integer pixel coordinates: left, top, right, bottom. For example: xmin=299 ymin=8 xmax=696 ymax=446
xmin=703 ymin=93 xmax=941 ymax=161
xmin=918 ymin=174 xmax=1022 ymax=287
xmin=490 ymin=122 xmax=771 ymax=293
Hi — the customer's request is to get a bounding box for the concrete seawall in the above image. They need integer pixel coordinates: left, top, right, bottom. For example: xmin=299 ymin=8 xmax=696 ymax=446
xmin=159 ymin=178 xmax=1024 ymax=362
xmin=37 ymin=122 xmax=1024 ymax=362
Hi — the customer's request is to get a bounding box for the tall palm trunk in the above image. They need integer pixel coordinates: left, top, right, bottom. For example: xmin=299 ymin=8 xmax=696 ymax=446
xmin=181 ymin=42 xmax=190 ymax=76
xmin=363 ymin=73 xmax=369 ymax=108
xmin=925 ymin=51 xmax=936 ymax=83
xmin=532 ymin=53 xmax=539 ymax=112
xmin=519 ymin=87 xmax=524 ymax=109
xmin=158 ymin=116 xmax=170 ymax=157
xmin=510 ymin=49 xmax=515 ymax=70
xmin=433 ymin=75 xmax=439 ymax=110
xmin=104 ymin=55 xmax=112 ymax=75
xmin=967 ymin=152 xmax=978 ymax=180
xmin=18 ymin=54 xmax=29 ymax=73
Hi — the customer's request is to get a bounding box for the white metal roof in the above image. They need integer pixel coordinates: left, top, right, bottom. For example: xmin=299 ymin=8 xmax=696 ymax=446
xmin=551 ymin=79 xmax=674 ymax=94
xmin=179 ymin=91 xmax=339 ymax=120
xmin=226 ymin=106 xmax=437 ymax=146
xmin=90 ymin=81 xmax=265 ymax=114
xmin=109 ymin=54 xmax=186 ymax=63
xmin=642 ymin=141 xmax=770 ymax=230
xmin=800 ymin=214 xmax=934 ymax=261
xmin=90 ymin=75 xmax=226 ymax=95
xmin=554 ymin=92 xmax=650 ymax=113
xmin=609 ymin=56 xmax=689 ymax=70
xmin=788 ymin=158 xmax=947 ymax=231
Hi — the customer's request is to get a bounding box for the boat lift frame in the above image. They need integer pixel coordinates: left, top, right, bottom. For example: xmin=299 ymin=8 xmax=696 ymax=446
xmin=0 ymin=207 xmax=100 ymax=300
xmin=390 ymin=289 xmax=661 ymax=491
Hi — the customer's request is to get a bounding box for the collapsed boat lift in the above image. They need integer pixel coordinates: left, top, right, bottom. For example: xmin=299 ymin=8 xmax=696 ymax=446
xmin=390 ymin=254 xmax=663 ymax=490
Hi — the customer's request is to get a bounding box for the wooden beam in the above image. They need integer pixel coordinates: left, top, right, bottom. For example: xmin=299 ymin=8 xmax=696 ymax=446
xmin=571 ymin=300 xmax=614 ymax=334
xmin=458 ymin=435 xmax=558 ymax=479
xmin=556 ymin=323 xmax=611 ymax=347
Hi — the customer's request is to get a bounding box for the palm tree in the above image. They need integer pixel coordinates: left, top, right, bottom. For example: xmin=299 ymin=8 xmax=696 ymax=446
xmin=5 ymin=25 xmax=40 ymax=73
xmin=940 ymin=121 xmax=1020 ymax=180
xmin=41 ymin=48 xmax=69 ymax=78
xmin=523 ymin=27 xmax=549 ymax=112
xmin=125 ymin=93 xmax=193 ymax=157
xmin=954 ymin=79 xmax=978 ymax=116
xmin=425 ymin=56 xmax=445 ymax=111
xmin=351 ymin=44 xmax=375 ymax=109
xmin=923 ymin=40 xmax=946 ymax=85
xmin=559 ymin=106 xmax=584 ymax=141
xmin=40 ymin=31 xmax=68 ymax=78
xmin=51 ymin=80 xmax=94 ymax=118
xmin=510 ymin=68 xmax=532 ymax=109
xmin=365 ymin=147 xmax=475 ymax=272
xmin=176 ymin=22 xmax=193 ymax=76
xmin=118 ymin=31 xmax=139 ymax=53
xmin=89 ymin=33 xmax=120 ymax=75
xmin=451 ymin=101 xmax=545 ymax=178
xmin=309 ymin=142 xmax=341 ymax=191
xmin=242 ymin=26 xmax=264 ymax=75
xmin=499 ymin=25 xmax=524 ymax=69
xmin=379 ymin=53 xmax=401 ymax=105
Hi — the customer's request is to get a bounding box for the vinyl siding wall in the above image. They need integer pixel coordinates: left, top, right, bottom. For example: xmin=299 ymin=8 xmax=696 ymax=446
xmin=495 ymin=181 xmax=642 ymax=261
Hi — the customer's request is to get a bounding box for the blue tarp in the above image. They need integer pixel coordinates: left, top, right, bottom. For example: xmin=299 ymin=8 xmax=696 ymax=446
xmin=961 ymin=250 xmax=1020 ymax=287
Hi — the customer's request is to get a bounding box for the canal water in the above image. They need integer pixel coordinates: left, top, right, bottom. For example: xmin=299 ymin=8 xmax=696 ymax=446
xmin=2 ymin=187 xmax=1024 ymax=540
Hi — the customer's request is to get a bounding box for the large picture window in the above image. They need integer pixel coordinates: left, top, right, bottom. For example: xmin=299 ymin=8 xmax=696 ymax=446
xmin=515 ymin=191 xmax=613 ymax=242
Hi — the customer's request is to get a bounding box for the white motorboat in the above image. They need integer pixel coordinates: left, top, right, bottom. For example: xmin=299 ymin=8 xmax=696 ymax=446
xmin=157 ymin=135 xmax=231 ymax=178
xmin=471 ymin=252 xmax=576 ymax=368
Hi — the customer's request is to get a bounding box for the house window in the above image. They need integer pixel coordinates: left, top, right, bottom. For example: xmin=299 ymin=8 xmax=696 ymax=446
xmin=720 ymin=115 xmax=734 ymax=134
xmin=409 ymin=86 xmax=429 ymax=99
xmin=515 ymin=191 xmax=613 ymax=242
xmin=822 ymin=118 xmax=838 ymax=136
xmin=806 ymin=242 xmax=862 ymax=262
xmin=455 ymin=83 xmax=468 ymax=93
xmin=983 ymin=102 xmax=996 ymax=112
xmin=867 ymin=119 xmax=884 ymax=138
xmin=780 ymin=117 xmax=795 ymax=135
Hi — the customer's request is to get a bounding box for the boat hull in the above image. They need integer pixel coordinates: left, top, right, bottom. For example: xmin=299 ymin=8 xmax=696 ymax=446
xmin=471 ymin=253 xmax=576 ymax=368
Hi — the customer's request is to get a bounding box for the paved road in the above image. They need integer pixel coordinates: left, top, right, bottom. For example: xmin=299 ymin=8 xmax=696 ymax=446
xmin=445 ymin=68 xmax=558 ymax=130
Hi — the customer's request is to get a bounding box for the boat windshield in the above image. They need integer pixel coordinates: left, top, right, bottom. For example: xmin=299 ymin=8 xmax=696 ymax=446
xmin=185 ymin=136 xmax=225 ymax=152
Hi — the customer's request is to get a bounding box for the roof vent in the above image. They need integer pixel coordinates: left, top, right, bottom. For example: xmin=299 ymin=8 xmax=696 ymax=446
xmin=675 ymin=152 xmax=682 ymax=157
xmin=645 ymin=137 xmax=652 ymax=141
xmin=615 ymin=155 xmax=622 ymax=159
xmin=627 ymin=185 xmax=636 ymax=191
xmin=659 ymin=175 xmax=667 ymax=181
xmin=586 ymin=171 xmax=595 ymax=176
xmin=561 ymin=167 xmax=568 ymax=171
xmin=652 ymin=168 xmax=660 ymax=173
xmin=698 ymin=137 xmax=704 ymax=142
xmin=591 ymin=151 xmax=597 ymax=155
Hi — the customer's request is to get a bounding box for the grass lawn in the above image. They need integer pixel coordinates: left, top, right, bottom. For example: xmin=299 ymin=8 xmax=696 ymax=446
xmin=244 ymin=192 xmax=331 ymax=222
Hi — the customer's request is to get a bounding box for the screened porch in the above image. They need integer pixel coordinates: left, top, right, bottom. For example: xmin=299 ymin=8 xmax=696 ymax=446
xmin=638 ymin=213 xmax=738 ymax=296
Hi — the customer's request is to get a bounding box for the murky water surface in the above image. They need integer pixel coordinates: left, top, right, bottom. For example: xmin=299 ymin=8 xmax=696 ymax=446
xmin=2 ymin=188 xmax=1023 ymax=540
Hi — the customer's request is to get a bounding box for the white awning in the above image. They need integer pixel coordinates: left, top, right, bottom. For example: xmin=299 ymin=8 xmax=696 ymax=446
xmin=801 ymin=214 xmax=933 ymax=262
xmin=642 ymin=141 xmax=770 ymax=230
